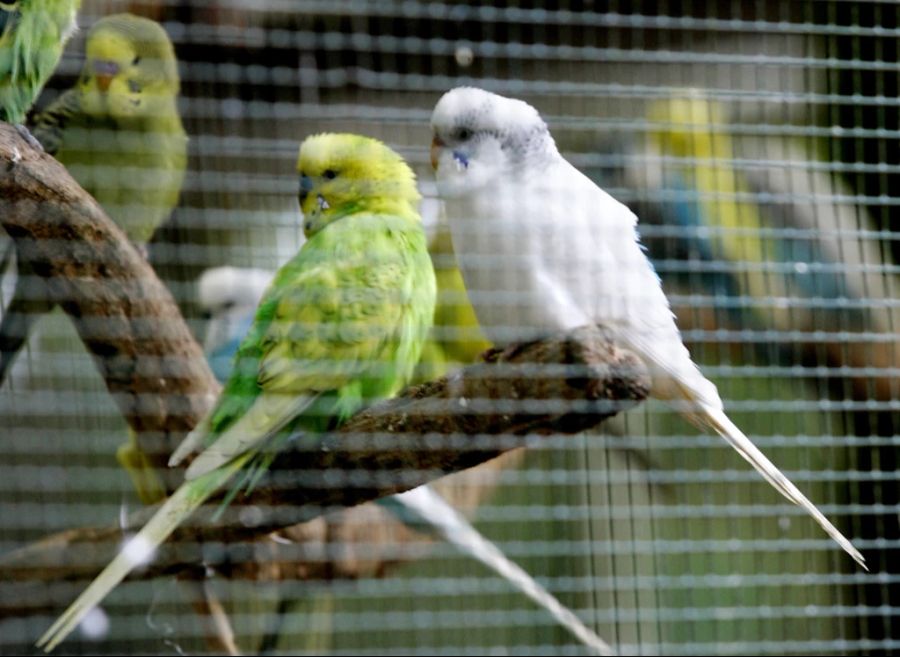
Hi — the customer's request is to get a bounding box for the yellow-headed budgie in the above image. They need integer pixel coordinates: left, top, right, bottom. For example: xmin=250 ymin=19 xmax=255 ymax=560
xmin=37 ymin=133 xmax=437 ymax=651
xmin=0 ymin=13 xmax=186 ymax=387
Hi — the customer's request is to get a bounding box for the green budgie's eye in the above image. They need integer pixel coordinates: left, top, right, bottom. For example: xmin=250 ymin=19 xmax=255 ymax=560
xmin=132 ymin=55 xmax=141 ymax=65
xmin=323 ymin=169 xmax=337 ymax=179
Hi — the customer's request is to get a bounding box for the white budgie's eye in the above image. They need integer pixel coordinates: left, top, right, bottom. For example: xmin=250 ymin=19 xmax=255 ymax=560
xmin=453 ymin=127 xmax=473 ymax=141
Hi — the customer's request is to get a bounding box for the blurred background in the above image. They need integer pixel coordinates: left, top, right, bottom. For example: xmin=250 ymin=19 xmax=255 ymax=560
xmin=1 ymin=0 xmax=898 ymax=654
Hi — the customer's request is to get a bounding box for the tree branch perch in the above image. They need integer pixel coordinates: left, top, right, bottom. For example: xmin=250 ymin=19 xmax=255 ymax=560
xmin=0 ymin=123 xmax=220 ymax=475
xmin=0 ymin=325 xmax=648 ymax=592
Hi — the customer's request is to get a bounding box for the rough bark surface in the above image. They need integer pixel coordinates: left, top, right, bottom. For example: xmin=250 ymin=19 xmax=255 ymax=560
xmin=0 ymin=123 xmax=220 ymax=473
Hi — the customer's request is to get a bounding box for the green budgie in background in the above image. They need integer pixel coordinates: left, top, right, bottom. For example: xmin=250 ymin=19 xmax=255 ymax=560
xmin=0 ymin=13 xmax=187 ymax=387
xmin=37 ymin=132 xmax=438 ymax=652
xmin=32 ymin=12 xmax=187 ymax=243
xmin=415 ymin=222 xmax=491 ymax=382
xmin=0 ymin=0 xmax=79 ymax=132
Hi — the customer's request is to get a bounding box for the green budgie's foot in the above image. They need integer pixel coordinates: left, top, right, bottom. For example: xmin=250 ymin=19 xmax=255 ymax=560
xmin=15 ymin=124 xmax=44 ymax=152
xmin=116 ymin=438 xmax=167 ymax=505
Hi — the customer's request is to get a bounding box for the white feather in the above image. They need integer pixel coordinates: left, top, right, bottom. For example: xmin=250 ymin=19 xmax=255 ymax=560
xmin=392 ymin=485 xmax=613 ymax=654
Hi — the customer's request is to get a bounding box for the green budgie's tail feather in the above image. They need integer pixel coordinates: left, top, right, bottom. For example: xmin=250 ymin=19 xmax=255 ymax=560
xmin=0 ymin=261 xmax=54 ymax=386
xmin=30 ymin=88 xmax=81 ymax=156
xmin=696 ymin=402 xmax=867 ymax=570
xmin=37 ymin=455 xmax=250 ymax=653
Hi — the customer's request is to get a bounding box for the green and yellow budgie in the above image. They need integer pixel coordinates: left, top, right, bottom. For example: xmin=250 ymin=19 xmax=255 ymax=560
xmin=36 ymin=132 xmax=438 ymax=652
xmin=0 ymin=0 xmax=79 ymax=130
xmin=0 ymin=13 xmax=186 ymax=389
xmin=32 ymin=12 xmax=187 ymax=243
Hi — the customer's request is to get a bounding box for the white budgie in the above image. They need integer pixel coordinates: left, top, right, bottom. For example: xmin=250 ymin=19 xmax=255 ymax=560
xmin=429 ymin=86 xmax=865 ymax=569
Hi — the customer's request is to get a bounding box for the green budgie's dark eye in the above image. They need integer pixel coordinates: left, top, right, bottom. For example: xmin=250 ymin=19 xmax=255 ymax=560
xmin=132 ymin=56 xmax=141 ymax=66
xmin=323 ymin=169 xmax=337 ymax=180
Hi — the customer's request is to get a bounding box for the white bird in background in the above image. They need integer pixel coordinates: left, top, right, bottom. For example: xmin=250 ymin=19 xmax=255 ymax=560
xmin=429 ymin=86 xmax=866 ymax=569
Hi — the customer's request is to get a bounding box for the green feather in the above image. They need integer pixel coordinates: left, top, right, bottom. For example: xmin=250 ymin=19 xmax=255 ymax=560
xmin=0 ymin=0 xmax=79 ymax=124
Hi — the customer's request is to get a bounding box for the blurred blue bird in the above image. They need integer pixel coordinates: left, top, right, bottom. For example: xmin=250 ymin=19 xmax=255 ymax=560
xmin=589 ymin=92 xmax=898 ymax=407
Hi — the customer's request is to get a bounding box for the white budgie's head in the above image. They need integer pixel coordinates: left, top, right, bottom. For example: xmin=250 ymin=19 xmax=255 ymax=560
xmin=429 ymin=87 xmax=555 ymax=196
xmin=197 ymin=266 xmax=274 ymax=353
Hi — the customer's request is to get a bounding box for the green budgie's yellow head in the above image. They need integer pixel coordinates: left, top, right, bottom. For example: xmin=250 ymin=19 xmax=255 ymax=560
xmin=297 ymin=133 xmax=421 ymax=238
xmin=647 ymin=92 xmax=729 ymax=159
xmin=78 ymin=13 xmax=179 ymax=121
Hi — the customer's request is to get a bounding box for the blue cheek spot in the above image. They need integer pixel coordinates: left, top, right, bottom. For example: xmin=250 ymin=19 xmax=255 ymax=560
xmin=452 ymin=150 xmax=469 ymax=168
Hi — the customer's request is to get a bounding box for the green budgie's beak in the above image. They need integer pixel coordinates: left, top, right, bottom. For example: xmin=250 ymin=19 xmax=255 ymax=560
xmin=92 ymin=59 xmax=120 ymax=91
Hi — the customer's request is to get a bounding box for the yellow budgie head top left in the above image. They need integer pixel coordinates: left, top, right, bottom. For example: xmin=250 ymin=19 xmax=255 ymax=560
xmin=78 ymin=13 xmax=180 ymax=121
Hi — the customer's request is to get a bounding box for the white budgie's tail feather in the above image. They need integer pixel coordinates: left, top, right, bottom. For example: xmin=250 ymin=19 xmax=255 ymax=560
xmin=619 ymin=330 xmax=865 ymax=569
xmin=37 ymin=458 xmax=248 ymax=653
xmin=392 ymin=486 xmax=614 ymax=655
xmin=697 ymin=402 xmax=867 ymax=570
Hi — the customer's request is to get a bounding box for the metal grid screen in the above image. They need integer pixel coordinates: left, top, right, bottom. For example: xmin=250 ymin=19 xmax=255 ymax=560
xmin=1 ymin=1 xmax=898 ymax=655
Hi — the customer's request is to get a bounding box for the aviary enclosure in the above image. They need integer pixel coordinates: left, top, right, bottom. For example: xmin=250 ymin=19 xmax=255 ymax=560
xmin=1 ymin=1 xmax=898 ymax=654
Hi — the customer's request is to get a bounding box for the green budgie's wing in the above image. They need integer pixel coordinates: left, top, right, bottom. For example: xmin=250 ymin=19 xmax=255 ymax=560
xmin=0 ymin=2 xmax=76 ymax=124
xmin=0 ymin=3 xmax=24 ymax=122
xmin=30 ymin=87 xmax=82 ymax=154
xmin=178 ymin=214 xmax=431 ymax=480
xmin=0 ymin=4 xmax=19 ymax=52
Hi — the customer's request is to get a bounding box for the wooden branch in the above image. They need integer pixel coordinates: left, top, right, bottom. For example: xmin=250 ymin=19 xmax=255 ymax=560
xmin=0 ymin=325 xmax=649 ymax=604
xmin=0 ymin=124 xmax=220 ymax=473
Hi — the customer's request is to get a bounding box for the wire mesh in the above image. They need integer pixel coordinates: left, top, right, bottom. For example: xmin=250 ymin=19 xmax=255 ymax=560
xmin=1 ymin=1 xmax=898 ymax=655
